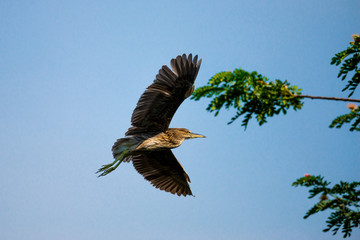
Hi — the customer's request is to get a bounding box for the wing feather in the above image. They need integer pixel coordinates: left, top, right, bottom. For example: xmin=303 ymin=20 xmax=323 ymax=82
xmin=131 ymin=150 xmax=193 ymax=196
xmin=126 ymin=54 xmax=202 ymax=136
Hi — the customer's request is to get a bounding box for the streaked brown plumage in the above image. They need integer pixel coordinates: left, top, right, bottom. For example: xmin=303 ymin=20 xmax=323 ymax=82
xmin=97 ymin=54 xmax=204 ymax=196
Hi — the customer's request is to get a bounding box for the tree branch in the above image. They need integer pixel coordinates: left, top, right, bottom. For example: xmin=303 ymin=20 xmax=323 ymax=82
xmin=294 ymin=95 xmax=360 ymax=103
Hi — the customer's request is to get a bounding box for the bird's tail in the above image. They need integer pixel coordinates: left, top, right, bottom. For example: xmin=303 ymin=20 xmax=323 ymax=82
xmin=96 ymin=138 xmax=137 ymax=177
xmin=112 ymin=137 xmax=138 ymax=161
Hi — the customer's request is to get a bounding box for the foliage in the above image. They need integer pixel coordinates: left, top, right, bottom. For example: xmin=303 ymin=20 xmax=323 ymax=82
xmin=329 ymin=105 xmax=360 ymax=131
xmin=330 ymin=34 xmax=360 ymax=97
xmin=292 ymin=175 xmax=360 ymax=238
xmin=191 ymin=36 xmax=360 ymax=132
xmin=191 ymin=69 xmax=303 ymax=129
xmin=192 ymin=35 xmax=360 ymax=237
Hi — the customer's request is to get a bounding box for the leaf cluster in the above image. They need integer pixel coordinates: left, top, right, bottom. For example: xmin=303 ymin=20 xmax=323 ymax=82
xmin=293 ymin=175 xmax=360 ymax=238
xmin=191 ymin=69 xmax=303 ymax=129
xmin=329 ymin=106 xmax=360 ymax=131
xmin=331 ymin=36 xmax=360 ymax=97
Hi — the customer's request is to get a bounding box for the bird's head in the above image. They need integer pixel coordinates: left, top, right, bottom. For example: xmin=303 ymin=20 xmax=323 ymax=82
xmin=176 ymin=128 xmax=206 ymax=140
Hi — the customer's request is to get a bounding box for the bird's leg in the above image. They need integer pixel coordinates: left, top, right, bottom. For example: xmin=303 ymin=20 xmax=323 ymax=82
xmin=96 ymin=150 xmax=129 ymax=177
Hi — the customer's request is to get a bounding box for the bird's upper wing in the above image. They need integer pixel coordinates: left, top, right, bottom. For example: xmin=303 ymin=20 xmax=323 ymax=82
xmin=131 ymin=150 xmax=192 ymax=196
xmin=125 ymin=54 xmax=202 ymax=136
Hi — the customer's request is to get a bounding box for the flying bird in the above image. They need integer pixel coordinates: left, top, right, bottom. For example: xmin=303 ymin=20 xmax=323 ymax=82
xmin=97 ymin=54 xmax=204 ymax=196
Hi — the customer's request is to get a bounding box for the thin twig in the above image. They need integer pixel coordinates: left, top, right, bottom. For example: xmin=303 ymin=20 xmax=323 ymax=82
xmin=294 ymin=95 xmax=360 ymax=103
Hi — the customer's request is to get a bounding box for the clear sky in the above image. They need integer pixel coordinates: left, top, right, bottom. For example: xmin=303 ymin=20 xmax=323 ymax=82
xmin=1 ymin=0 xmax=359 ymax=239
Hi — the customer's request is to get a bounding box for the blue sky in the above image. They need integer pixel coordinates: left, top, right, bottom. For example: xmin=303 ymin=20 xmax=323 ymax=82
xmin=1 ymin=0 xmax=359 ymax=239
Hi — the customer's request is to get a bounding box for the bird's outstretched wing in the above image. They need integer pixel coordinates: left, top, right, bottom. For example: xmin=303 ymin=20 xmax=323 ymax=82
xmin=131 ymin=150 xmax=193 ymax=196
xmin=126 ymin=54 xmax=202 ymax=136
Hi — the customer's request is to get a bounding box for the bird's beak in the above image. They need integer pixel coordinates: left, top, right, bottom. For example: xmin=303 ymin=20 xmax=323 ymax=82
xmin=189 ymin=133 xmax=206 ymax=139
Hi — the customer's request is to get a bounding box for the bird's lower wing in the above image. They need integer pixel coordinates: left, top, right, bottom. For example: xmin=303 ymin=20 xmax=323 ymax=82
xmin=131 ymin=150 xmax=192 ymax=196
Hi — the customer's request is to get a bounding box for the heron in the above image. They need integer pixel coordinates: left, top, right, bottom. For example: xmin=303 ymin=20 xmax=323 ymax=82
xmin=97 ymin=54 xmax=204 ymax=196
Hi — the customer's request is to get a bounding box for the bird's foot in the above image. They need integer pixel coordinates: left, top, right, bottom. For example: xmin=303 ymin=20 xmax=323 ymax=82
xmin=96 ymin=150 xmax=128 ymax=177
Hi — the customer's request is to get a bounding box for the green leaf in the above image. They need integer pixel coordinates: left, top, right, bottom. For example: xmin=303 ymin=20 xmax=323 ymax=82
xmin=293 ymin=175 xmax=360 ymax=238
xmin=331 ymin=41 xmax=360 ymax=97
xmin=329 ymin=107 xmax=360 ymax=132
xmin=191 ymin=68 xmax=303 ymax=129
